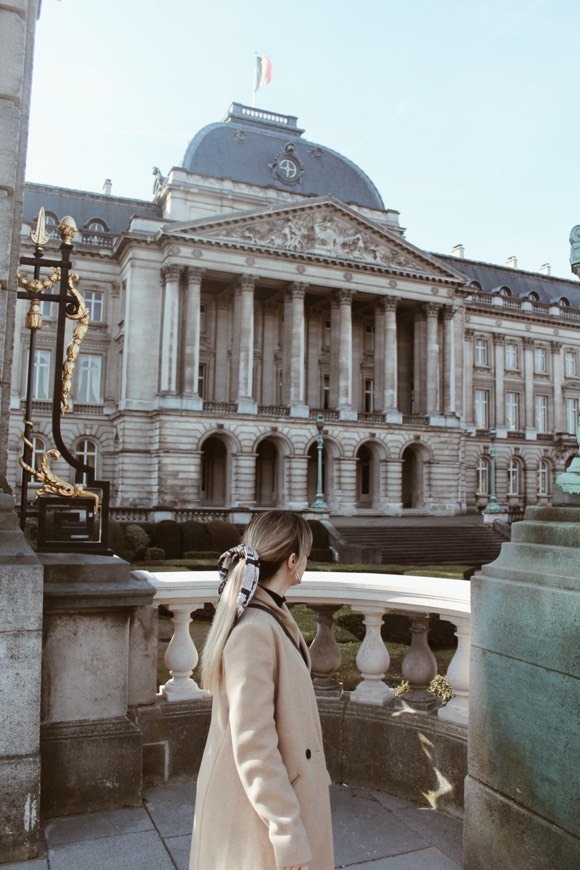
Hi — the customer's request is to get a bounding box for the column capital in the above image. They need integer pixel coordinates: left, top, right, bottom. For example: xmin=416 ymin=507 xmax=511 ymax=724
xmin=161 ymin=263 xmax=182 ymax=284
xmin=237 ymin=274 xmax=256 ymax=293
xmin=335 ymin=288 xmax=354 ymax=305
xmin=465 ymin=328 xmax=475 ymax=340
xmin=185 ymin=267 xmax=206 ymax=284
xmin=425 ymin=302 xmax=441 ymax=318
xmin=523 ymin=337 xmax=534 ymax=350
xmin=287 ymin=281 xmax=309 ymax=299
xmin=414 ymin=308 xmax=426 ymax=324
xmin=551 ymin=341 xmax=563 ymax=354
xmin=493 ymin=333 xmax=505 ymax=346
xmin=380 ymin=295 xmax=399 ymax=311
xmin=442 ymin=305 xmax=456 ymax=321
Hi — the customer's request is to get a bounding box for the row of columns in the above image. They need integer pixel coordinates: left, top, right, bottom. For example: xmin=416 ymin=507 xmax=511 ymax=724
xmin=159 ymin=265 xmax=458 ymax=419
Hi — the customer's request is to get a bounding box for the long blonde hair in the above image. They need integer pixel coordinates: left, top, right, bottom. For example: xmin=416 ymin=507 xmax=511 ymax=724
xmin=201 ymin=511 xmax=312 ymax=694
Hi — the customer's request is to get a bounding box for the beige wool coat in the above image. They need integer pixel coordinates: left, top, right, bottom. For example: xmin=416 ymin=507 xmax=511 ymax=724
xmin=190 ymin=586 xmax=334 ymax=870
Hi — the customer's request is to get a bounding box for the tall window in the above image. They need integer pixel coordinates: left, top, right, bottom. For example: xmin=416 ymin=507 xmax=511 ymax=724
xmin=76 ymin=354 xmax=102 ymax=404
xmin=505 ymin=343 xmax=518 ymax=369
xmin=30 ymin=435 xmax=46 ymax=471
xmin=565 ymin=397 xmax=579 ymax=434
xmin=40 ymin=299 xmax=52 ymax=317
xmin=84 ymin=290 xmax=104 ymax=323
xmin=505 ymin=392 xmax=520 ymax=431
xmin=534 ymin=395 xmax=548 ymax=432
xmin=364 ymin=378 xmax=374 ymax=413
xmin=322 ymin=374 xmax=330 ymax=409
xmin=198 ymin=363 xmax=207 ymax=399
xmin=534 ymin=346 xmax=547 ymax=373
xmin=75 ymin=438 xmax=98 ymax=484
xmin=565 ymin=350 xmax=577 ymax=378
xmin=476 ymin=456 xmax=490 ymax=495
xmin=475 ymin=338 xmax=488 ymax=366
xmin=508 ymin=457 xmax=522 ymax=496
xmin=364 ymin=324 xmax=375 ymax=353
xmin=323 ymin=320 xmax=331 ymax=350
xmin=474 ymin=389 xmax=490 ymax=429
xmin=537 ymin=460 xmax=551 ymax=497
xmin=32 ymin=349 xmax=51 ymax=400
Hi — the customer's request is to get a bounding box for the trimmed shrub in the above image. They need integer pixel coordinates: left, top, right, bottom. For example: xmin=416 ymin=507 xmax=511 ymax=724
xmin=145 ymin=546 xmax=165 ymax=561
xmin=181 ymin=520 xmax=213 ymax=554
xmin=206 ymin=520 xmax=241 ymax=553
xmin=152 ymin=520 xmax=182 ymax=559
xmin=125 ymin=524 xmax=150 ymax=561
xmin=183 ymin=551 xmax=220 ymax=561
xmin=109 ymin=519 xmax=128 ymax=559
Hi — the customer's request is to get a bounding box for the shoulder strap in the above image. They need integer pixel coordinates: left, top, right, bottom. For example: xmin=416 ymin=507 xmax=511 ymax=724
xmin=247 ymin=602 xmax=305 ymax=661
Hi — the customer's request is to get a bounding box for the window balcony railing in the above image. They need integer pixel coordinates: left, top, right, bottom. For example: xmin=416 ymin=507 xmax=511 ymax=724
xmin=136 ymin=569 xmax=471 ymax=727
xmin=402 ymin=415 xmax=429 ymax=427
xmin=257 ymin=405 xmax=290 ymax=417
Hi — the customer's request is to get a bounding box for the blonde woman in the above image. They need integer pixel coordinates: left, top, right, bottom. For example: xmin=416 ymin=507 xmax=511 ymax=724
xmin=190 ymin=510 xmax=334 ymax=870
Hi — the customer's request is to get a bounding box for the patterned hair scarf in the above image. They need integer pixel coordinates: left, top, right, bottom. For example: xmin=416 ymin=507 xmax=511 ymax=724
xmin=217 ymin=545 xmax=261 ymax=623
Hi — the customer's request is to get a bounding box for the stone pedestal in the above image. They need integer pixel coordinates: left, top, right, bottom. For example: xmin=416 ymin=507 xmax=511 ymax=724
xmin=464 ymin=505 xmax=580 ymax=868
xmin=39 ymin=554 xmax=155 ymax=818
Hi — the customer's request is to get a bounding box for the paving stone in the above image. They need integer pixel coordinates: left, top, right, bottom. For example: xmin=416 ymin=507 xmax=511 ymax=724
xmin=44 ymin=807 xmax=153 ymax=848
xmin=164 ymin=834 xmax=191 ymax=870
xmin=370 ymin=790 xmax=419 ymax=812
xmin=143 ymin=781 xmax=196 ymax=838
xmin=340 ymin=846 xmax=460 ymax=868
xmin=393 ymin=806 xmax=463 ymax=865
xmin=47 ymin=830 xmax=174 ymax=870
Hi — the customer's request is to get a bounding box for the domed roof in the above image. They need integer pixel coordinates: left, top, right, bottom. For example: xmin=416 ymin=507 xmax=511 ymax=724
xmin=181 ymin=103 xmax=384 ymax=211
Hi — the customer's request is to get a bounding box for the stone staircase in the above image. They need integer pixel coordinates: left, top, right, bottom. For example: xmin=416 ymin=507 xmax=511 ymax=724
xmin=334 ymin=522 xmax=504 ymax=567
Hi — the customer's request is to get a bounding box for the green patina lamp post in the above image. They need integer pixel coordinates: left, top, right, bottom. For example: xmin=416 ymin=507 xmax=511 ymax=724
xmin=483 ymin=426 xmax=502 ymax=515
xmin=311 ymin=413 xmax=328 ymax=511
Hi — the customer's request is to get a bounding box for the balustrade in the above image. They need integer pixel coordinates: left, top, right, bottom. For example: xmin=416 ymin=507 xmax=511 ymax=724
xmin=137 ymin=569 xmax=471 ymax=726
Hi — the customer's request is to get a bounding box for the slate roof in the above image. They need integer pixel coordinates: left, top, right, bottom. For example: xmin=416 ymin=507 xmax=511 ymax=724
xmin=181 ymin=103 xmax=385 ymax=212
xmin=435 ymin=253 xmax=580 ymax=307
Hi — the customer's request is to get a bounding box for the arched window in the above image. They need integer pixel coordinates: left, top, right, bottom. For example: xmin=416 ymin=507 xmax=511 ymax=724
xmin=537 ymin=460 xmax=551 ymax=497
xmin=85 ymin=219 xmax=108 ymax=233
xmin=559 ymin=297 xmax=570 ymax=307
xmin=476 ymin=456 xmax=490 ymax=495
xmin=528 ymin=291 xmax=540 ymax=302
xmin=508 ymin=457 xmax=524 ymax=496
xmin=43 ymin=212 xmax=58 ymax=237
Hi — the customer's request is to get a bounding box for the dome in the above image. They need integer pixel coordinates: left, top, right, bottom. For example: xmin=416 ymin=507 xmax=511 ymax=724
xmin=181 ymin=103 xmax=384 ymax=211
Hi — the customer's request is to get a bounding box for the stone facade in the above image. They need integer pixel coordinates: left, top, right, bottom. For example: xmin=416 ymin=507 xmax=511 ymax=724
xmin=8 ymin=106 xmax=580 ymax=522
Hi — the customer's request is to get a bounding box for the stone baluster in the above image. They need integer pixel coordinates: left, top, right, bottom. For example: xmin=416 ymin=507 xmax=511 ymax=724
xmin=438 ymin=616 xmax=470 ymax=724
xmin=350 ymin=607 xmax=394 ymax=705
xmin=309 ymin=605 xmax=343 ymax=697
xmin=159 ymin=604 xmax=206 ymax=701
xmin=399 ymin=614 xmax=439 ymax=711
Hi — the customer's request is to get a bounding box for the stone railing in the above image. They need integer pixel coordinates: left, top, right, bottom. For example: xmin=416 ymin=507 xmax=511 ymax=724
xmin=137 ymin=569 xmax=470 ymax=726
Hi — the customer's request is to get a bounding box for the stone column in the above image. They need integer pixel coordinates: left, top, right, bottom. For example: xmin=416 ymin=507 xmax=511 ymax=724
xmin=454 ymin=305 xmax=465 ymax=420
xmin=373 ymin=303 xmax=385 ymax=410
xmin=383 ymin=297 xmax=401 ymax=421
xmin=494 ymin=333 xmax=505 ymax=429
xmin=384 ymin=458 xmax=403 ymax=515
xmin=287 ymin=282 xmax=309 ymax=417
xmin=261 ymin=303 xmax=278 ymax=405
xmin=306 ymin=313 xmax=322 ymax=408
xmin=552 ymin=342 xmax=563 ymax=431
xmin=214 ymin=294 xmax=230 ymax=402
xmin=464 ymin=329 xmax=475 ymax=425
xmin=413 ymin=308 xmax=426 ymax=413
xmin=425 ymin=303 xmax=440 ymax=415
xmin=287 ymin=453 xmax=309 ymax=511
xmin=159 ymin=264 xmax=181 ymax=395
xmin=329 ymin=295 xmax=340 ymax=408
xmin=236 ymin=275 xmax=257 ymax=414
xmin=336 ymin=289 xmax=356 ymax=421
xmin=182 ymin=267 xmax=205 ymax=410
xmin=442 ymin=306 xmax=457 ymax=416
xmin=523 ymin=337 xmax=535 ymax=435
xmin=336 ymin=456 xmax=357 ymax=514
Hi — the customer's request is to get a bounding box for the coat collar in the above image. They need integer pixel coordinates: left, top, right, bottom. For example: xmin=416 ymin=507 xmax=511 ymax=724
xmin=252 ymin=586 xmax=311 ymax=670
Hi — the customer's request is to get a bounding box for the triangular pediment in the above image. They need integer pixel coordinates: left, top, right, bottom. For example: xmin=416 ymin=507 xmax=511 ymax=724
xmin=161 ymin=198 xmax=467 ymax=283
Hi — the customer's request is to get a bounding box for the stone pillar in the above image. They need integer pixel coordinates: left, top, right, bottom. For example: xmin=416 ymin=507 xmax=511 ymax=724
xmin=552 ymin=342 xmax=563 ymax=431
xmin=306 ymin=313 xmax=322 ymax=408
xmin=236 ymin=275 xmax=257 ymax=414
xmin=442 ymin=306 xmax=457 ymax=416
xmin=336 ymin=456 xmax=357 ymax=514
xmin=287 ymin=453 xmax=309 ymax=511
xmin=454 ymin=305 xmax=465 ymax=420
xmin=159 ymin=264 xmax=181 ymax=395
xmin=329 ymin=296 xmax=340 ymax=408
xmin=214 ymin=294 xmax=230 ymax=402
xmin=39 ymin=556 xmax=155 ymax=818
xmin=261 ymin=302 xmax=278 ymax=405
xmin=383 ymin=297 xmax=401 ymax=421
xmin=464 ymin=329 xmax=475 ymax=424
xmin=413 ymin=308 xmax=426 ymax=413
xmin=523 ymin=337 xmax=535 ymax=435
xmin=494 ymin=333 xmax=505 ymax=429
xmin=373 ymin=303 xmax=385 ymax=410
xmin=287 ymin=282 xmax=309 ymax=417
xmin=464 ymin=503 xmax=580 ymax=868
xmin=182 ymin=267 xmax=205 ymax=410
xmin=233 ymin=451 xmax=257 ymax=508
xmin=425 ymin=303 xmax=440 ymax=416
xmin=309 ymin=605 xmax=343 ymax=697
xmin=337 ymin=289 xmax=356 ymax=421
xmin=384 ymin=458 xmax=403 ymax=515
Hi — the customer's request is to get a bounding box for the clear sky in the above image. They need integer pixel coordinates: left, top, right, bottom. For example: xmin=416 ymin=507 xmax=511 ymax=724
xmin=25 ymin=0 xmax=579 ymax=280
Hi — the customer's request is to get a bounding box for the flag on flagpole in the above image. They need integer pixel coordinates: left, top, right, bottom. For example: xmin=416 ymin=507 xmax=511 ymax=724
xmin=255 ymin=55 xmax=273 ymax=92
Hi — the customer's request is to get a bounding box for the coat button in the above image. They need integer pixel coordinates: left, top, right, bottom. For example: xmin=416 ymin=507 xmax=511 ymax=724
xmin=305 ymin=749 xmax=311 ymax=759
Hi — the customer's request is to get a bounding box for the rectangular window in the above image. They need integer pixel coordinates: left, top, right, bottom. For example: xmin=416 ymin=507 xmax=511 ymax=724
xmin=565 ymin=397 xmax=579 ymax=434
xmin=565 ymin=350 xmax=577 ymax=378
xmin=364 ymin=378 xmax=374 ymax=413
xmin=475 ymin=339 xmax=488 ymax=366
xmin=322 ymin=374 xmax=330 ymax=409
xmin=534 ymin=394 xmax=548 ymax=432
xmin=505 ymin=392 xmax=519 ymax=431
xmin=476 ymin=458 xmax=489 ymax=495
xmin=505 ymin=343 xmax=518 ymax=369
xmin=534 ymin=346 xmax=547 ymax=373
xmin=474 ymin=389 xmax=489 ymax=429
xmin=364 ymin=324 xmax=375 ymax=353
xmin=537 ymin=462 xmax=550 ymax=497
xmin=198 ymin=363 xmax=206 ymax=399
xmin=84 ymin=290 xmax=104 ymax=323
xmin=76 ymin=354 xmax=102 ymax=404
xmin=508 ymin=461 xmax=520 ymax=496
xmin=40 ymin=299 xmax=52 ymax=317
xmin=32 ymin=349 xmax=51 ymax=400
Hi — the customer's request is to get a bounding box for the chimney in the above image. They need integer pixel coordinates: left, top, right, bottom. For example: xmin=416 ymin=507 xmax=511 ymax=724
xmin=539 ymin=263 xmax=551 ymax=276
xmin=103 ymin=178 xmax=112 ymax=195
xmin=506 ymin=256 xmax=517 ymax=269
xmin=452 ymin=243 xmax=464 ymax=258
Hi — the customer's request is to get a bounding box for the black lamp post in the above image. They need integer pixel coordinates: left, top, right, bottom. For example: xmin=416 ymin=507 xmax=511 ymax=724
xmin=483 ymin=426 xmax=501 ymax=515
xmin=311 ymin=413 xmax=328 ymax=511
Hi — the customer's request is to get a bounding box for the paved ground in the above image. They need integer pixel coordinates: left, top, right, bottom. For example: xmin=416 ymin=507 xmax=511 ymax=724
xmin=3 ymin=781 xmax=463 ymax=870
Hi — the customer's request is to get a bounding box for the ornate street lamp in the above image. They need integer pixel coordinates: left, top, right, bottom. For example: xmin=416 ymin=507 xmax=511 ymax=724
xmin=311 ymin=413 xmax=328 ymax=511
xmin=483 ymin=426 xmax=502 ymax=516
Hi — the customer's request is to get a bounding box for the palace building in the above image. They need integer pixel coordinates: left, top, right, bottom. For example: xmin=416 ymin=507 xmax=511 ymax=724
xmin=9 ymin=103 xmax=580 ymax=522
